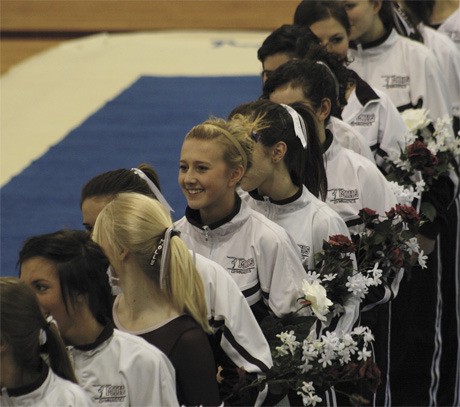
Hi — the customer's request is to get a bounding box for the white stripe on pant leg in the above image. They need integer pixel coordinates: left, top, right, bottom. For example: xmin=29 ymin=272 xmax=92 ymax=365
xmin=429 ymin=238 xmax=443 ymax=407
xmin=331 ymin=387 xmax=337 ymax=407
xmin=325 ymin=388 xmax=331 ymax=407
xmin=384 ymin=302 xmax=392 ymax=407
xmin=370 ymin=341 xmax=377 ymax=407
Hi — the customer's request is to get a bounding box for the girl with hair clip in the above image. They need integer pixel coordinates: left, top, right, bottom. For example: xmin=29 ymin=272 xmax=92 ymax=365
xmin=81 ymin=164 xmax=274 ymax=406
xmin=175 ymin=116 xmax=307 ymax=323
xmin=230 ymin=100 xmax=360 ymax=334
xmin=230 ymin=101 xmax=343 ymax=266
xmin=81 ymin=163 xmax=164 ymax=234
xmin=92 ymin=193 xmax=221 ymax=406
xmin=293 ymin=0 xmax=408 ymax=173
xmin=18 ymin=229 xmax=178 ymax=407
xmin=0 ymin=277 xmax=92 ymax=406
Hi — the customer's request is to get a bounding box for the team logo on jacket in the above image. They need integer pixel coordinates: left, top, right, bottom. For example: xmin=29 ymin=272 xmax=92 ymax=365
xmin=298 ymin=245 xmax=311 ymax=262
xmin=93 ymin=384 xmax=127 ymax=403
xmin=350 ymin=113 xmax=375 ymax=127
xmin=381 ymin=75 xmax=409 ymax=89
xmin=328 ymin=188 xmax=359 ymax=203
xmin=445 ymin=30 xmax=460 ymax=42
xmin=227 ymin=256 xmax=255 ymax=274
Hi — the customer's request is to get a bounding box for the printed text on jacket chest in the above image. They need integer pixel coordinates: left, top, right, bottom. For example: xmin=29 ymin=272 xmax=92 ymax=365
xmin=328 ymin=188 xmax=359 ymax=204
xmin=381 ymin=75 xmax=409 ymax=89
xmin=226 ymin=256 xmax=255 ymax=274
xmin=350 ymin=113 xmax=375 ymax=127
xmin=93 ymin=384 xmax=127 ymax=403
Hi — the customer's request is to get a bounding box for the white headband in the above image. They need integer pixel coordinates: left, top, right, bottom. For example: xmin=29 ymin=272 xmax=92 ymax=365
xmin=316 ymin=61 xmax=340 ymax=100
xmin=131 ymin=168 xmax=174 ymax=213
xmin=280 ymin=104 xmax=308 ymax=149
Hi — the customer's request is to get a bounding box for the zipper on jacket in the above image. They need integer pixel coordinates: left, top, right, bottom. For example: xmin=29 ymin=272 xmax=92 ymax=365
xmin=202 ymin=225 xmax=210 ymax=242
xmin=263 ymin=196 xmax=270 ymax=217
xmin=356 ymin=43 xmax=369 ymax=82
xmin=263 ymin=196 xmax=274 ymax=219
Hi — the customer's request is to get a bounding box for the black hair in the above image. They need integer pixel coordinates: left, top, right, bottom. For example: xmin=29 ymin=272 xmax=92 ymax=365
xmin=18 ymin=230 xmax=112 ymax=322
xmin=294 ymin=0 xmax=351 ymax=36
xmin=231 ymin=99 xmax=328 ymax=200
xmin=303 ymin=45 xmax=352 ymax=111
xmin=401 ymin=0 xmax=434 ymax=25
xmin=262 ymin=56 xmax=345 ymax=120
xmin=391 ymin=1 xmax=427 ymax=42
xmin=80 ymin=163 xmax=161 ymax=207
xmin=379 ymin=0 xmax=397 ymax=30
xmin=257 ymin=24 xmax=319 ymax=63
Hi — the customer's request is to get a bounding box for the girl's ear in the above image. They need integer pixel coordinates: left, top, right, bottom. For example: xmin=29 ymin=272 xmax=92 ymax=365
xmin=373 ymin=0 xmax=383 ymax=14
xmin=271 ymin=141 xmax=288 ymax=163
xmin=317 ymin=98 xmax=331 ymax=122
xmin=228 ymin=164 xmax=245 ymax=187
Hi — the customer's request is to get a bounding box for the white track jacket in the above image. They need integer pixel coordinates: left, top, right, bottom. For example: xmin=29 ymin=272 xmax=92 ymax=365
xmin=193 ymin=251 xmax=273 ymax=375
xmin=67 ymin=326 xmax=179 ymax=406
xmin=323 ymin=131 xmax=397 ymax=230
xmin=348 ymin=29 xmax=452 ymax=125
xmin=0 ymin=364 xmax=92 ymax=407
xmin=342 ymin=73 xmax=407 ymax=171
xmin=328 ymin=116 xmax=375 ymax=163
xmin=175 ymin=197 xmax=306 ymax=318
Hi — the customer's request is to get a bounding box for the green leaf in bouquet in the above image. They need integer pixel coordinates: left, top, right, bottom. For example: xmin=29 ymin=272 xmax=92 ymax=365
xmin=420 ymin=202 xmax=436 ymax=222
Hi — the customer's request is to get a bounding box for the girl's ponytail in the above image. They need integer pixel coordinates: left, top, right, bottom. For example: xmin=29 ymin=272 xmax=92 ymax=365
xmin=42 ymin=319 xmax=78 ymax=383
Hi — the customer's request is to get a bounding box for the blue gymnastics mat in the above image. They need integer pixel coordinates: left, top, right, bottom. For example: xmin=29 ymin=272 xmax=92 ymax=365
xmin=1 ymin=75 xmax=261 ymax=276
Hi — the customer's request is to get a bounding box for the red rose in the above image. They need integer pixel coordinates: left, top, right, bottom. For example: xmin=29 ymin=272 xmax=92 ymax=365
xmin=359 ymin=207 xmax=379 ymax=227
xmin=359 ymin=207 xmax=379 ymax=219
xmin=385 ymin=207 xmax=397 ymax=220
xmin=362 ymin=208 xmax=377 ymax=217
xmin=407 ymin=140 xmax=438 ymax=173
xmin=395 ymin=204 xmax=420 ymax=224
xmin=389 ymin=247 xmax=404 ymax=268
xmin=328 ymin=234 xmax=356 ymax=253
xmin=358 ymin=359 xmax=381 ymax=394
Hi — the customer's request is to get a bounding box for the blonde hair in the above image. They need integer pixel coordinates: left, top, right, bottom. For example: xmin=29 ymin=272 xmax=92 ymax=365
xmin=185 ymin=115 xmax=262 ymax=173
xmin=92 ymin=193 xmax=210 ymax=332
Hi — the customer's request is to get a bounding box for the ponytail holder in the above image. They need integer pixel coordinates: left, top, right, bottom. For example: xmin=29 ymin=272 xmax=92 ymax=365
xmin=106 ymin=266 xmax=122 ymax=296
xmin=131 ymin=168 xmax=174 ymax=213
xmin=39 ymin=315 xmax=58 ymax=346
xmin=280 ymin=104 xmax=308 ymax=149
xmin=316 ymin=61 xmax=340 ymax=100
xmin=150 ymin=227 xmax=181 ymax=290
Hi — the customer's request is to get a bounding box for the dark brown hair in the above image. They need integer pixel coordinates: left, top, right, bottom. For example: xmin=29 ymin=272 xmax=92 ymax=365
xmin=0 ymin=277 xmax=78 ymax=383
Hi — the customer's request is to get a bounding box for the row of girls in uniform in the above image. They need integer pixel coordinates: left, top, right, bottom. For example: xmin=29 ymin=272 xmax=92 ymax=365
xmin=0 ymin=105 xmax=332 ymax=405
xmin=1 ymin=106 xmax=375 ymax=406
xmin=1 ymin=103 xmax=349 ymax=406
xmin=257 ymin=1 xmax=459 ymax=406
xmin=2 ymin=3 xmax=458 ymax=407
